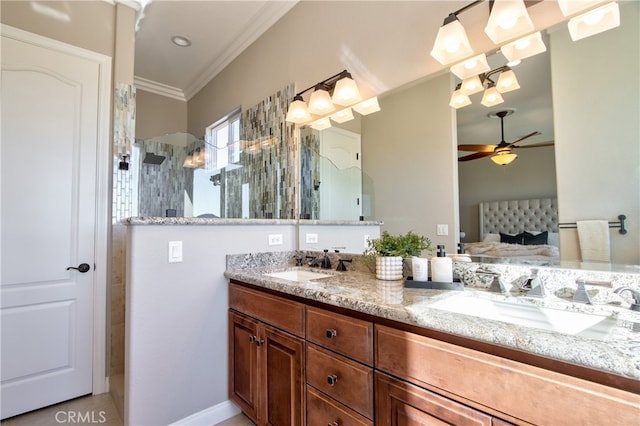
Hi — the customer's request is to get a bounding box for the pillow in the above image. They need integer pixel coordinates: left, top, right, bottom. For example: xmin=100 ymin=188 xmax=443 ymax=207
xmin=483 ymin=233 xmax=500 ymax=243
xmin=500 ymin=232 xmax=524 ymax=244
xmin=524 ymin=230 xmax=548 ymax=245
xmin=547 ymin=232 xmax=560 ymax=248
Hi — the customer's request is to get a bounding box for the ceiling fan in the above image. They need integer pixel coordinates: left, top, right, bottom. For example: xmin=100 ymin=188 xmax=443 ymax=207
xmin=458 ymin=109 xmax=554 ymax=164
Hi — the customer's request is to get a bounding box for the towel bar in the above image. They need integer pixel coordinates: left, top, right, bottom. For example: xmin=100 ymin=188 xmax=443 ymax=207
xmin=558 ymin=215 xmax=627 ymax=235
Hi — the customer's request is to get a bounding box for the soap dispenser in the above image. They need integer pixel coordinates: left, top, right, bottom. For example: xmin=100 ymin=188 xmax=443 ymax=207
xmin=431 ymin=245 xmax=453 ymax=283
xmin=452 ymin=243 xmax=471 ymax=263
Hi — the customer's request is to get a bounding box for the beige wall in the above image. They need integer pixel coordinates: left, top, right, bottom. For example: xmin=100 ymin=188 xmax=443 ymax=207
xmin=136 ymin=90 xmax=188 ymax=139
xmin=362 ymin=73 xmax=458 ymax=251
xmin=1 ymin=1 xmax=115 ymax=57
xmin=551 ymin=0 xmax=639 ymax=264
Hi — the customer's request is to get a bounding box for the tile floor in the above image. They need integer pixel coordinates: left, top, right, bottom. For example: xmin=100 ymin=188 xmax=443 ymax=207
xmin=0 ymin=393 xmax=253 ymax=426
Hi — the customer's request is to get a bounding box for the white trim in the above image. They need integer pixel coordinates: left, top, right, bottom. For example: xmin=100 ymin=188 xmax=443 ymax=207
xmin=134 ymin=75 xmax=187 ymax=101
xmin=169 ymin=400 xmax=241 ymax=426
xmin=1 ymin=24 xmax=112 ymax=396
xmin=183 ymin=0 xmax=298 ymax=101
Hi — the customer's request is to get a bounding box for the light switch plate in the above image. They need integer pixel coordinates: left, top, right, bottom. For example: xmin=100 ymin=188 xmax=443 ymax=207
xmin=268 ymin=234 xmax=283 ymax=246
xmin=305 ymin=233 xmax=318 ymax=244
xmin=437 ymin=224 xmax=449 ymax=236
xmin=168 ymin=241 xmax=183 ymax=263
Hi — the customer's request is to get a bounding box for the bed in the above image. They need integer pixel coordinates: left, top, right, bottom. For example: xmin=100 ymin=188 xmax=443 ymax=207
xmin=465 ymin=198 xmax=560 ymax=263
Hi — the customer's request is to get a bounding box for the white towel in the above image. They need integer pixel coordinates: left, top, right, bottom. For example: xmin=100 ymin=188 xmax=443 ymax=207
xmin=577 ymin=220 xmax=611 ymax=262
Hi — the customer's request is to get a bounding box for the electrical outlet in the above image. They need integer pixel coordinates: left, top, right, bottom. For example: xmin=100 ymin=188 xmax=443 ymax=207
xmin=437 ymin=224 xmax=449 ymax=236
xmin=168 ymin=241 xmax=183 ymax=263
xmin=268 ymin=233 xmax=283 ymax=246
xmin=306 ymin=233 xmax=318 ymax=244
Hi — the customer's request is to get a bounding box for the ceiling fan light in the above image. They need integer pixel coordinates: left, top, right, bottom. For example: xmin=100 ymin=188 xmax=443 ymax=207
xmin=500 ymin=32 xmax=547 ymax=63
xmin=285 ymin=96 xmax=312 ymax=124
xmin=568 ymin=2 xmax=620 ymax=41
xmin=430 ymin=15 xmax=475 ymax=66
xmin=332 ymin=75 xmax=362 ymax=106
xmin=449 ymin=89 xmax=472 ymax=109
xmin=481 ymin=86 xmax=504 ymax=107
xmin=352 ymin=97 xmax=381 ymax=115
xmin=496 ymin=69 xmax=520 ymax=93
xmin=491 ymin=149 xmax=518 ymax=165
xmin=310 ymin=117 xmax=332 ymax=131
xmin=557 ymin=0 xmax=604 ymax=17
xmin=484 ymin=0 xmax=535 ymax=44
xmin=460 ymin=75 xmax=484 ymax=95
xmin=450 ymin=53 xmax=491 ymax=80
xmin=330 ymin=108 xmax=354 ymax=123
xmin=307 ymin=86 xmax=335 ymax=115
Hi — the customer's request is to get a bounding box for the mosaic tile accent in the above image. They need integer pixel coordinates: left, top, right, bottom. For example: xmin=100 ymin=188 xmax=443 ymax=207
xmin=299 ymin=127 xmax=320 ymax=219
xmin=112 ymin=83 xmax=136 ymax=223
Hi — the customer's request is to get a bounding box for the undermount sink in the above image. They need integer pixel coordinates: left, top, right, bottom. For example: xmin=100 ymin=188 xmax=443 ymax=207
xmin=264 ymin=269 xmax=333 ymax=282
xmin=429 ymin=293 xmax=617 ymax=340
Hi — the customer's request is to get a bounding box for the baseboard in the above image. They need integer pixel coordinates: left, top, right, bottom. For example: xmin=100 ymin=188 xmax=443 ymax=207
xmin=169 ymin=400 xmax=241 ymax=426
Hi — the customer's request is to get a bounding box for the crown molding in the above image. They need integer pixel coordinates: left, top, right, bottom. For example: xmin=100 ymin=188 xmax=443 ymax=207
xmin=134 ymin=76 xmax=187 ymax=102
xmin=183 ymin=0 xmax=298 ymax=101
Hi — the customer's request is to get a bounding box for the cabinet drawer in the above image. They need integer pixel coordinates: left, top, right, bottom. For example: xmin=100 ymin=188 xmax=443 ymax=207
xmin=307 ymin=385 xmax=373 ymax=426
xmin=229 ymin=282 xmax=304 ymax=337
xmin=306 ymin=343 xmax=374 ymax=419
xmin=306 ymin=305 xmax=373 ymax=365
xmin=375 ymin=325 xmax=640 ymax=425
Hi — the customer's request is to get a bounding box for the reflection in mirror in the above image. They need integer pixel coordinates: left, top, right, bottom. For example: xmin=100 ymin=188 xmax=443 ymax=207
xmin=300 ymin=126 xmax=363 ymax=220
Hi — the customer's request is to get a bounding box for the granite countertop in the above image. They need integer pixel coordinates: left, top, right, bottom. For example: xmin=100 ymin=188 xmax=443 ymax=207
xmin=224 ymin=253 xmax=640 ymax=383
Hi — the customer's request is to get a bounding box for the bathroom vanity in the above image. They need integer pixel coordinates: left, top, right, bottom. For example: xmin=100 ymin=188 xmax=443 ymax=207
xmin=225 ymin=254 xmax=640 ymax=425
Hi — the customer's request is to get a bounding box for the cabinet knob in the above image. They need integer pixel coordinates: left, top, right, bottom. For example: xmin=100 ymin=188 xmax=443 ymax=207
xmin=326 ymin=329 xmax=337 ymax=339
xmin=249 ymin=335 xmax=256 ymax=343
xmin=327 ymin=374 xmax=338 ymax=386
xmin=256 ymin=339 xmax=265 ymax=347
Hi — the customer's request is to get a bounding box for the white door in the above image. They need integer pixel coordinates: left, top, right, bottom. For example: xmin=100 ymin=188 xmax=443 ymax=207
xmin=1 ymin=31 xmax=100 ymax=419
xmin=319 ymin=127 xmax=362 ymax=220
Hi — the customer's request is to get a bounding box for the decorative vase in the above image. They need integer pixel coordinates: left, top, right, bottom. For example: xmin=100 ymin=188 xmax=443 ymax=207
xmin=376 ymin=256 xmax=404 ymax=280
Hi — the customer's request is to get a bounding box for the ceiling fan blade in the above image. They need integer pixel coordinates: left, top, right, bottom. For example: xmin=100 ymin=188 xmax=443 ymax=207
xmin=512 ymin=141 xmax=555 ymax=149
xmin=458 ymin=151 xmax=493 ymax=162
xmin=457 ymin=144 xmax=497 ymax=152
xmin=505 ymin=131 xmax=540 ymax=149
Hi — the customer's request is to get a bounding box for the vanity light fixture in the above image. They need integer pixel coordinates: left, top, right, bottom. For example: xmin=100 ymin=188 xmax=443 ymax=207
xmin=430 ymin=13 xmax=475 ymax=66
xmin=285 ymin=70 xmax=379 ymax=127
xmin=460 ymin=75 xmax=484 ymax=96
xmin=452 ymin=65 xmax=518 ymax=109
xmin=484 ymin=0 xmax=534 ymax=44
xmin=449 ymin=84 xmax=472 ymax=109
xmin=450 ymin=53 xmax=491 ymax=80
xmin=500 ymin=31 xmax=547 ymax=63
xmin=567 ymin=1 xmax=620 ymax=41
xmin=495 ymin=67 xmax=520 ymax=93
xmin=481 ymin=81 xmax=505 ymax=107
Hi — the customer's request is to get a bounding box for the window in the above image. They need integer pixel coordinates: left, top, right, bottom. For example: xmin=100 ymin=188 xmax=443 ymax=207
xmin=205 ymin=110 xmax=240 ymax=170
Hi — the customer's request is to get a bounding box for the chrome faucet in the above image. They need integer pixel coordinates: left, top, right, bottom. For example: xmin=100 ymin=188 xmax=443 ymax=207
xmin=573 ymin=279 xmax=612 ymax=304
xmin=525 ymin=269 xmax=545 ymax=298
xmin=613 ymin=287 xmax=640 ymax=311
xmin=475 ymin=269 xmax=508 ymax=294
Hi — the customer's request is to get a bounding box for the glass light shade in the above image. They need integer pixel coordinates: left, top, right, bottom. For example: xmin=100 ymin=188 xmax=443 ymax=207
xmin=307 ymin=88 xmax=335 ymax=115
xmin=481 ymin=86 xmax=504 ymax=107
xmin=491 ymin=150 xmax=518 ymax=165
xmin=449 ymin=89 xmax=472 ymax=109
xmin=568 ymin=2 xmax=620 ymax=41
xmin=183 ymin=154 xmax=197 ymax=168
xmin=496 ymin=69 xmax=520 ymax=93
xmin=460 ymin=75 xmax=484 ymax=95
xmin=557 ymin=0 xmax=603 ymax=17
xmin=310 ymin=117 xmax=332 ymax=131
xmin=332 ymin=77 xmax=362 ymax=106
xmin=450 ymin=54 xmax=491 ymax=80
xmin=430 ymin=17 xmax=474 ymax=65
xmin=500 ymin=32 xmax=547 ymax=62
xmin=352 ymin=97 xmax=381 ymax=115
xmin=330 ymin=108 xmax=354 ymax=123
xmin=285 ymin=98 xmax=312 ymax=124
xmin=485 ymin=0 xmax=535 ymax=44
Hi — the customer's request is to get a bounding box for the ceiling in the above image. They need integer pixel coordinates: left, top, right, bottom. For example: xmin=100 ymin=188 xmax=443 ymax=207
xmin=133 ymin=0 xmax=298 ymax=101
xmin=132 ymin=0 xmax=554 ymax=149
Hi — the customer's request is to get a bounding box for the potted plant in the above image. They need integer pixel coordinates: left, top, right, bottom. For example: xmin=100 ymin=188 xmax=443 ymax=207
xmin=364 ymin=231 xmax=432 ymax=280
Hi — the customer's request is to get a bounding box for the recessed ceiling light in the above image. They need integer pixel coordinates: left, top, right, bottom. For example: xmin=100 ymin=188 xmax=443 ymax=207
xmin=171 ymin=35 xmax=191 ymax=47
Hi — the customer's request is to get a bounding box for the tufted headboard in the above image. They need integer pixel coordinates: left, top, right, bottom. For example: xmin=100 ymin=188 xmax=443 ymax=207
xmin=479 ymin=198 xmax=558 ymax=242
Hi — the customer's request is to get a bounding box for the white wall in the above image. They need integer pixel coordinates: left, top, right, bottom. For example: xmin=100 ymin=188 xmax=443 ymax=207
xmin=298 ymin=223 xmax=381 ymax=254
xmin=550 ymin=1 xmax=639 ymax=264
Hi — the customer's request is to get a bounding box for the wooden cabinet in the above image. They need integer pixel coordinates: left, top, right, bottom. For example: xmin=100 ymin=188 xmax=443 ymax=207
xmin=229 ymin=284 xmax=305 ymax=426
xmin=375 ymin=372 xmax=493 ymax=426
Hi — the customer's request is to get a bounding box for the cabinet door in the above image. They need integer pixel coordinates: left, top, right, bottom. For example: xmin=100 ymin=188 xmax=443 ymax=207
xmin=260 ymin=323 xmax=305 ymax=426
xmin=375 ymin=372 xmax=492 ymax=426
xmin=229 ymin=311 xmax=259 ymax=423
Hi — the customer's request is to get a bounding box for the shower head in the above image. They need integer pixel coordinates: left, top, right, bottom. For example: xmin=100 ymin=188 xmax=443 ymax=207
xmin=143 ymin=152 xmax=166 ymax=165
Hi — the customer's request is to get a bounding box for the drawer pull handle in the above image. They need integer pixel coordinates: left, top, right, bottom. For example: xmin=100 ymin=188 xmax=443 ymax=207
xmin=327 ymin=374 xmax=338 ymax=385
xmin=328 ymin=422 xmax=339 ymax=426
xmin=326 ymin=329 xmax=337 ymax=339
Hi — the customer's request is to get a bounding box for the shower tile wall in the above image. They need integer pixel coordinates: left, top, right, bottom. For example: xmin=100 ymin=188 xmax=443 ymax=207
xmin=300 ymin=128 xmax=320 ymax=219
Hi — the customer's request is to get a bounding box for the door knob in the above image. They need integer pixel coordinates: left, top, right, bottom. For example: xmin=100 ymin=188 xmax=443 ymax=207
xmin=67 ymin=263 xmax=91 ymax=273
